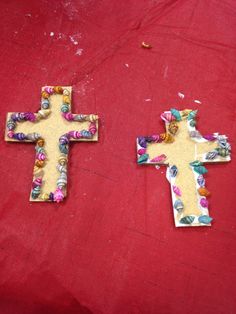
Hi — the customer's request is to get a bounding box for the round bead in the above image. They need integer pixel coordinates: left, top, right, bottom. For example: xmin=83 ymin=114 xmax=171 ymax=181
xmin=61 ymin=104 xmax=70 ymax=113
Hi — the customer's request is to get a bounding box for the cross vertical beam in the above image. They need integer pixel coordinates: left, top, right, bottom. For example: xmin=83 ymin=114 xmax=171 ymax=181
xmin=137 ymin=109 xmax=231 ymax=227
xmin=5 ymin=86 xmax=99 ymax=202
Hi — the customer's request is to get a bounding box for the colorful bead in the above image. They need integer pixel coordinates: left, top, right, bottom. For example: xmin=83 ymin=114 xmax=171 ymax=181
xmin=32 ymin=177 xmax=42 ymax=188
xmin=150 ymin=154 xmax=166 ymax=163
xmin=31 ymin=186 xmax=41 ymax=199
xmin=89 ymin=123 xmax=97 ymax=135
xmin=138 ymin=154 xmax=149 ymax=164
xmin=40 ymin=193 xmax=49 ymax=201
xmin=57 ymin=172 xmax=67 ymax=189
xmin=63 ymin=89 xmax=70 ymax=96
xmin=216 ymin=147 xmax=229 ymax=157
xmin=61 ymin=104 xmax=70 ymax=112
xmin=80 ymin=130 xmax=92 ymax=138
xmin=200 ymin=198 xmax=208 ymax=208
xmin=68 ymin=131 xmax=81 ymax=139
xmin=37 ymin=153 xmax=46 ymax=161
xmin=87 ymin=114 xmax=98 ymax=122
xmin=11 ymin=113 xmax=25 ymax=122
xmin=44 ymin=86 xmax=54 ymax=94
xmin=7 ymin=120 xmax=16 ymax=130
xmin=53 ymin=86 xmax=63 ymax=94
xmin=58 ymin=154 xmax=68 ymax=165
xmin=63 ymin=112 xmax=74 ymax=121
xmin=37 ymin=139 xmax=45 ymax=147
xmin=35 ymin=160 xmax=44 ymax=168
xmin=57 ymin=165 xmax=67 ymax=173
xmin=203 ymin=134 xmax=216 ymax=141
xmin=179 ymin=216 xmax=195 ymax=224
xmin=41 ymin=99 xmax=50 ymax=109
xmin=26 ymin=133 xmax=41 ymax=141
xmin=24 ymin=112 xmax=36 ymax=122
xmin=138 ymin=148 xmax=146 ymax=155
xmin=189 ymin=130 xmax=201 ymax=138
xmin=74 ymin=114 xmax=86 ymax=121
xmin=170 ymin=108 xmax=181 ymax=121
xmin=189 ymin=119 xmax=196 ymax=127
xmin=59 ymin=135 xmax=69 ymax=145
xmin=54 ymin=188 xmax=64 ymax=203
xmin=59 ymin=144 xmax=69 ymax=154
xmin=41 ymin=91 xmax=50 ymax=99
xmin=63 ymin=95 xmax=70 ymax=104
xmin=173 ymin=185 xmax=181 ymax=196
xmin=193 ymin=165 xmax=208 ymax=174
xmin=174 ymin=199 xmax=184 ymax=212
xmin=138 ymin=137 xmax=146 ymax=148
xmin=13 ymin=132 xmax=26 ymax=140
xmin=7 ymin=131 xmax=14 ymax=138
xmin=169 ymin=165 xmax=178 ymax=177
xmin=197 ymin=175 xmax=205 ymax=187
xmin=198 ymin=215 xmax=213 ymax=224
xmin=38 ymin=109 xmax=51 ymax=119
xmin=205 ymin=151 xmax=218 ymax=160
xmin=198 ymin=187 xmax=210 ymax=197
xmin=187 ymin=110 xmax=198 ymax=121
xmin=160 ymin=111 xmax=175 ymax=122
xmin=168 ymin=121 xmax=178 ymax=135
xmin=33 ymin=166 xmax=43 ymax=177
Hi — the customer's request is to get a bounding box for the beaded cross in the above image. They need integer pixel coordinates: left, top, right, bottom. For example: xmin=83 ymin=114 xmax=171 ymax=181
xmin=137 ymin=109 xmax=231 ymax=227
xmin=5 ymin=86 xmax=98 ymax=202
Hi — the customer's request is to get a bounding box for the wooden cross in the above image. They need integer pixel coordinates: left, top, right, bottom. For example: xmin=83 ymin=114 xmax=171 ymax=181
xmin=5 ymin=86 xmax=98 ymax=202
xmin=137 ymin=109 xmax=231 ymax=227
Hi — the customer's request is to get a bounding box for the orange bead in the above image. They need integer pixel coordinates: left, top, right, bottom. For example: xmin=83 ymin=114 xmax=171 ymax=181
xmin=53 ymin=86 xmax=63 ymax=94
xmin=37 ymin=139 xmax=44 ymax=147
xmin=63 ymin=95 xmax=70 ymax=104
xmin=35 ymin=160 xmax=44 ymax=168
xmin=42 ymin=91 xmax=50 ymax=99
xmin=198 ymin=187 xmax=210 ymax=197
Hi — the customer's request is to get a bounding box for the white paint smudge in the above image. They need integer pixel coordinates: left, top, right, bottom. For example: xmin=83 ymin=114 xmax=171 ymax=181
xmin=164 ymin=65 xmax=168 ymax=78
xmin=75 ymin=48 xmax=83 ymax=56
xmin=25 ymin=13 xmax=31 ymax=17
xmin=194 ymin=99 xmax=202 ymax=104
xmin=69 ymin=35 xmax=79 ymax=45
xmin=124 ymin=63 xmax=129 ymax=68
xmin=50 ymin=32 xmax=54 ymax=37
xmin=178 ymin=92 xmax=185 ymax=99
xmin=145 ymin=98 xmax=152 ymax=102
xmin=155 ymin=165 xmax=160 ymax=170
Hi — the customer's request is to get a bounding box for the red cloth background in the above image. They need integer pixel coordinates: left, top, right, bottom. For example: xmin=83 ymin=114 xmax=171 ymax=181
xmin=0 ymin=1 xmax=236 ymax=313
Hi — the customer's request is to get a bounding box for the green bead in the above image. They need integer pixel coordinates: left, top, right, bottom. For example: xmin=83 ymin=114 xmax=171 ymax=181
xmin=193 ymin=165 xmax=208 ymax=174
xmin=190 ymin=119 xmax=196 ymax=127
xmin=61 ymin=104 xmax=70 ymax=113
xmin=170 ymin=108 xmax=182 ymax=121
xmin=179 ymin=216 xmax=195 ymax=224
xmin=187 ymin=110 xmax=198 ymax=121
xmin=31 ymin=186 xmax=41 ymax=199
xmin=138 ymin=154 xmax=149 ymax=164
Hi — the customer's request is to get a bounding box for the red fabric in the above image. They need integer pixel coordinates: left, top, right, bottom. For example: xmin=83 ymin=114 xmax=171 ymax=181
xmin=0 ymin=1 xmax=236 ymax=313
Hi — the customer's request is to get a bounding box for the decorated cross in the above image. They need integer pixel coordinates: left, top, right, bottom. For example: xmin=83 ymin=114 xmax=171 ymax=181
xmin=137 ymin=109 xmax=231 ymax=227
xmin=5 ymin=86 xmax=98 ymax=202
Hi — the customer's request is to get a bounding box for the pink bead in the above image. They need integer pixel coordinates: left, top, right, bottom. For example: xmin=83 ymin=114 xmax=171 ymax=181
xmin=32 ymin=177 xmax=42 ymax=188
xmin=54 ymin=188 xmax=64 ymax=203
xmin=37 ymin=153 xmax=46 ymax=161
xmin=138 ymin=148 xmax=146 ymax=155
xmin=151 ymin=135 xmax=160 ymax=142
xmin=161 ymin=111 xmax=175 ymax=122
xmin=68 ymin=131 xmax=81 ymax=139
xmin=44 ymin=86 xmax=54 ymax=94
xmin=7 ymin=131 xmax=14 ymax=138
xmin=200 ymin=198 xmax=208 ymax=208
xmin=89 ymin=123 xmax=97 ymax=135
xmin=150 ymin=154 xmax=166 ymax=163
xmin=173 ymin=185 xmax=181 ymax=196
xmin=63 ymin=112 xmax=74 ymax=121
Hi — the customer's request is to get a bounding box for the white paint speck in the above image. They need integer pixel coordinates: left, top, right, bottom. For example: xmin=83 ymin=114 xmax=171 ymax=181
xmin=178 ymin=92 xmax=185 ymax=99
xmin=194 ymin=99 xmax=202 ymax=104
xmin=50 ymin=32 xmax=54 ymax=37
xmin=155 ymin=165 xmax=160 ymax=170
xmin=145 ymin=98 xmax=152 ymax=102
xmin=124 ymin=63 xmax=129 ymax=68
xmin=75 ymin=48 xmax=83 ymax=56
xmin=25 ymin=13 xmax=31 ymax=17
xmin=69 ymin=35 xmax=78 ymax=45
